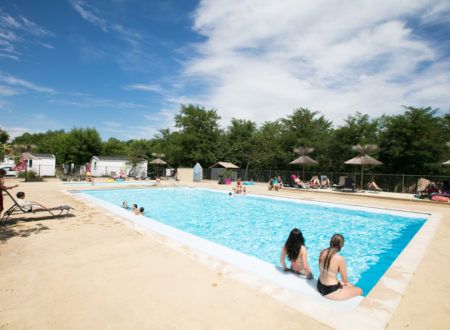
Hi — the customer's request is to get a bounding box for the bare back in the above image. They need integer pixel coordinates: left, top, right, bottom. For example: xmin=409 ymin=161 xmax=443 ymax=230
xmin=319 ymin=249 xmax=345 ymax=285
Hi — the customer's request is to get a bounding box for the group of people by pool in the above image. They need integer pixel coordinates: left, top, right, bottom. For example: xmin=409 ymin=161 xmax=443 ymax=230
xmin=268 ymin=176 xmax=283 ymax=191
xmin=280 ymin=228 xmax=363 ymax=300
xmin=122 ymin=201 xmax=144 ymax=215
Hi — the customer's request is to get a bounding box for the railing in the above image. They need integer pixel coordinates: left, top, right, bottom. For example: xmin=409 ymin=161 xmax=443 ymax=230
xmin=14 ymin=163 xmax=450 ymax=192
xmin=203 ymin=168 xmax=450 ymax=193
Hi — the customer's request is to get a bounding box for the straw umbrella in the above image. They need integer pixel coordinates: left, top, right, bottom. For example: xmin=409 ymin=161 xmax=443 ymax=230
xmin=150 ymin=153 xmax=167 ymax=177
xmin=290 ymin=147 xmax=318 ymax=180
xmin=344 ymin=144 xmax=382 ymax=190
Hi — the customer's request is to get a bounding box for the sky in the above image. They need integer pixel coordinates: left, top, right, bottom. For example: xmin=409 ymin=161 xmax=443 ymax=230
xmin=0 ymin=0 xmax=449 ymax=141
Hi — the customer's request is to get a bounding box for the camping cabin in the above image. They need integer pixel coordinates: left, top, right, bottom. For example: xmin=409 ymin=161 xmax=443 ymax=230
xmin=90 ymin=156 xmax=148 ymax=178
xmin=23 ymin=153 xmax=56 ymax=176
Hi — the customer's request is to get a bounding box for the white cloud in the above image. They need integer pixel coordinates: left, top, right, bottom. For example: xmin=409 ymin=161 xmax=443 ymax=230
xmin=0 ymin=9 xmax=53 ymax=60
xmin=48 ymin=96 xmax=146 ymax=110
xmin=70 ymin=0 xmax=109 ymax=32
xmin=0 ymin=85 xmax=18 ymax=96
xmin=0 ymin=125 xmax=36 ymax=140
xmin=180 ymin=0 xmax=450 ymax=126
xmin=0 ymin=73 xmax=55 ymax=94
xmin=125 ymin=83 xmax=164 ymax=94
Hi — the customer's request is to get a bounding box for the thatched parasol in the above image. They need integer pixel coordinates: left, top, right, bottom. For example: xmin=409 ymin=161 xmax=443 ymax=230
xmin=290 ymin=147 xmax=318 ymax=180
xmin=344 ymin=144 xmax=383 ymax=190
xmin=150 ymin=153 xmax=167 ymax=177
xmin=149 ymin=158 xmax=167 ymax=165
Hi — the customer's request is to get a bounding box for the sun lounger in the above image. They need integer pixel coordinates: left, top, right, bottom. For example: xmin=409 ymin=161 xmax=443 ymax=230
xmin=333 ymin=176 xmax=356 ymax=192
xmin=1 ymin=190 xmax=73 ymax=223
xmin=332 ymin=176 xmax=346 ymax=189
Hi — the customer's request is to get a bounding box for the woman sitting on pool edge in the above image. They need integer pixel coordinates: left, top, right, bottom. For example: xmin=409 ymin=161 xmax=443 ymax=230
xmin=280 ymin=228 xmax=313 ymax=279
xmin=317 ymin=233 xmax=362 ymax=300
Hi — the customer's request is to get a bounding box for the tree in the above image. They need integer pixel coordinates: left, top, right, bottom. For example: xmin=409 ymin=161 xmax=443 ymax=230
xmin=65 ymin=128 xmax=102 ymax=164
xmin=378 ymin=107 xmax=449 ymax=174
xmin=222 ymin=118 xmax=257 ymax=167
xmin=249 ymin=121 xmax=284 ymax=169
xmin=102 ymin=138 xmax=128 ymax=156
xmin=280 ymin=108 xmax=332 ymax=169
xmin=0 ymin=128 xmax=11 ymax=161
xmin=329 ymin=113 xmax=380 ymax=171
xmin=173 ymin=104 xmax=222 ymax=167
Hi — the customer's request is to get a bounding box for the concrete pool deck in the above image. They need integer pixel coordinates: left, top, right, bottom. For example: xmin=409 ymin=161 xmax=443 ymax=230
xmin=1 ymin=178 xmax=449 ymax=329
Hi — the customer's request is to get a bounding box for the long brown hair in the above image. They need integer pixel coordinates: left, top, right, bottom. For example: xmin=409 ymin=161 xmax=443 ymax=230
xmin=321 ymin=234 xmax=344 ymax=271
xmin=285 ymin=228 xmax=305 ymax=261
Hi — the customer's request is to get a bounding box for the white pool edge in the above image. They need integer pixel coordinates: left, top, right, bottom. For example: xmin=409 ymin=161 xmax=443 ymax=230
xmin=67 ymin=188 xmax=440 ymax=330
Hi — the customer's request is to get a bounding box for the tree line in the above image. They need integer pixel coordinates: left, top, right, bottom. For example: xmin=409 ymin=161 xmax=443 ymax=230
xmin=6 ymin=104 xmax=450 ymax=175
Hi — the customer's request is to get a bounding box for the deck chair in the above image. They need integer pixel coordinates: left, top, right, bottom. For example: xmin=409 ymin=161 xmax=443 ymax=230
xmin=1 ymin=190 xmax=73 ymax=223
xmin=342 ymin=177 xmax=356 ymax=192
xmin=332 ymin=176 xmax=346 ymax=189
xmin=165 ymin=169 xmax=178 ymax=183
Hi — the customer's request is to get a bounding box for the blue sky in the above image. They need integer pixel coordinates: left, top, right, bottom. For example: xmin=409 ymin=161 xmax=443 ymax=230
xmin=0 ymin=0 xmax=449 ymax=141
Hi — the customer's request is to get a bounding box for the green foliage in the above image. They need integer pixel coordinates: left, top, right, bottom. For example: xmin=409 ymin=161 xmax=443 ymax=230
xmin=222 ymin=119 xmax=257 ymax=167
xmin=0 ymin=128 xmax=9 ymax=144
xmin=9 ymin=104 xmax=450 ymax=175
xmin=173 ymin=104 xmax=222 ymax=167
xmin=378 ymin=107 xmax=449 ymax=174
xmin=0 ymin=128 xmax=11 ymax=161
xmin=329 ymin=113 xmax=380 ymax=171
xmin=102 ymin=138 xmax=128 ymax=156
xmin=18 ymin=170 xmax=39 ymax=180
xmin=64 ymin=128 xmax=102 ymax=164
xmin=127 ymin=139 xmax=152 ymax=165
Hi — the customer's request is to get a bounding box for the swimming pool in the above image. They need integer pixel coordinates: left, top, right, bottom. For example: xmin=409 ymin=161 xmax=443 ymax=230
xmin=63 ymin=181 xmax=156 ymax=187
xmin=81 ymin=187 xmax=427 ymax=296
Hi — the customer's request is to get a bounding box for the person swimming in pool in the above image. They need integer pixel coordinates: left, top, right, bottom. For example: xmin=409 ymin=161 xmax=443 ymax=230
xmin=280 ymin=228 xmax=313 ymax=280
xmin=317 ymin=233 xmax=362 ymax=300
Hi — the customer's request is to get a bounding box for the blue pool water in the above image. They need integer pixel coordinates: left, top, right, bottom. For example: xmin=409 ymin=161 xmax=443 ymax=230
xmin=63 ymin=181 xmax=155 ymax=186
xmin=83 ymin=187 xmax=426 ymax=295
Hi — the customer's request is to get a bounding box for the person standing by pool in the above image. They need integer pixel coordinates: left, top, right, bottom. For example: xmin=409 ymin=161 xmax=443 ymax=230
xmin=280 ymin=228 xmax=313 ymax=279
xmin=0 ymin=169 xmax=18 ymax=216
xmin=317 ymin=233 xmax=362 ymax=300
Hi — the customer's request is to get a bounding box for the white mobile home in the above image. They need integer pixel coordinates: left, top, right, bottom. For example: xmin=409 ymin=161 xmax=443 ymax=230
xmin=90 ymin=156 xmax=148 ymax=178
xmin=24 ymin=153 xmax=56 ymax=176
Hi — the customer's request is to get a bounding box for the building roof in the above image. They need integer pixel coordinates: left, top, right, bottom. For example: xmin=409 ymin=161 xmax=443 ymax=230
xmin=208 ymin=161 xmax=239 ymax=169
xmin=92 ymin=156 xmax=129 ymax=161
xmin=91 ymin=156 xmax=148 ymax=163
xmin=23 ymin=153 xmax=55 ymax=159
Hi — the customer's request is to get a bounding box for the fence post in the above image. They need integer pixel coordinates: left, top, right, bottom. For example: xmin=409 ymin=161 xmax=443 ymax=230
xmin=39 ymin=165 xmax=41 ymax=176
xmin=402 ymin=174 xmax=405 ymax=193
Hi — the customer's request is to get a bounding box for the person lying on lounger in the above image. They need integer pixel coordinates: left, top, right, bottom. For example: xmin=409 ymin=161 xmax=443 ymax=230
xmin=309 ymin=176 xmax=320 ymax=188
xmin=16 ymin=192 xmax=70 ymax=212
xmin=367 ymin=181 xmax=382 ymax=191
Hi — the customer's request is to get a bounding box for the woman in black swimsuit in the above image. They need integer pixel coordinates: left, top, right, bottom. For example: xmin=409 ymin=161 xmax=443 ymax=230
xmin=317 ymin=234 xmax=362 ymax=300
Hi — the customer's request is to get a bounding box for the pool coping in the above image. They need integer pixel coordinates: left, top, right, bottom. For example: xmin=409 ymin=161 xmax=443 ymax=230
xmin=67 ymin=186 xmax=441 ymax=330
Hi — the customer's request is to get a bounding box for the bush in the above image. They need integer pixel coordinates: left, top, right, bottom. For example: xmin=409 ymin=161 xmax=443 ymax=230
xmin=17 ymin=170 xmax=42 ymax=181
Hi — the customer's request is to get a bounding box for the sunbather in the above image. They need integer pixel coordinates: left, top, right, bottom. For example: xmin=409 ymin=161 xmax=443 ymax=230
xmin=320 ymin=176 xmax=331 ymax=188
xmin=317 ymin=234 xmax=362 ymax=300
xmin=309 ymin=176 xmax=320 ymax=188
xmin=291 ymin=175 xmax=308 ymax=188
xmin=280 ymin=228 xmax=313 ymax=279
xmin=16 ymin=191 xmax=70 ymax=212
xmin=367 ymin=181 xmax=382 ymax=191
